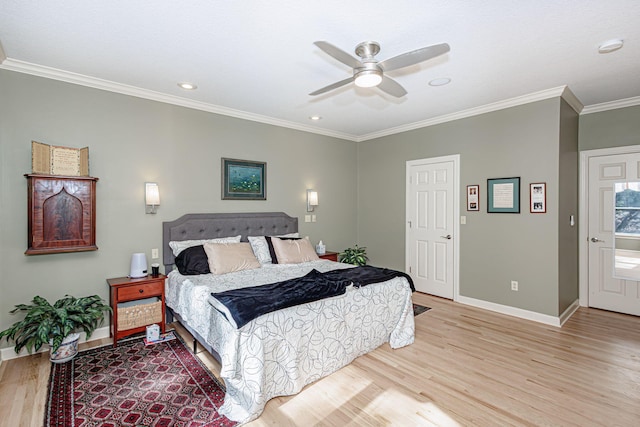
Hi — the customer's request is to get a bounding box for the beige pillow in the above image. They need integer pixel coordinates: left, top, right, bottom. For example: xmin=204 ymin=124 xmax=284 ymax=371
xmin=271 ymin=237 xmax=320 ymax=264
xmin=169 ymin=235 xmax=241 ymax=256
xmin=203 ymin=242 xmax=261 ymax=275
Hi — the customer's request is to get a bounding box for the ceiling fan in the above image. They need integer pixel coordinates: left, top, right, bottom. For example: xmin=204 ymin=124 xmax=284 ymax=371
xmin=309 ymin=40 xmax=450 ymax=98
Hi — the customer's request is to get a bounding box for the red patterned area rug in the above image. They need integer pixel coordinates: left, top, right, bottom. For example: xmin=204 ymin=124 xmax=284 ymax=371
xmin=45 ymin=335 xmax=237 ymax=427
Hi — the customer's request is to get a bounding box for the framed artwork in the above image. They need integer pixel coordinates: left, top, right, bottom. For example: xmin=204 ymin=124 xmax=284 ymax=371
xmin=530 ymin=182 xmax=546 ymax=213
xmin=487 ymin=177 xmax=520 ymax=213
xmin=221 ymin=158 xmax=266 ymax=200
xmin=467 ymin=185 xmax=480 ymax=211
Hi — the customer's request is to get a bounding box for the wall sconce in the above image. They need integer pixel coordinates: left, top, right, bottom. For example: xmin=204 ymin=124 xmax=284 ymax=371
xmin=145 ymin=182 xmax=160 ymax=214
xmin=307 ymin=189 xmax=318 ymax=212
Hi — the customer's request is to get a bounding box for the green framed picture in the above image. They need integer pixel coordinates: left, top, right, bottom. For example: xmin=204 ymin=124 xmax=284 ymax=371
xmin=221 ymin=158 xmax=266 ymax=200
xmin=487 ymin=177 xmax=520 ymax=213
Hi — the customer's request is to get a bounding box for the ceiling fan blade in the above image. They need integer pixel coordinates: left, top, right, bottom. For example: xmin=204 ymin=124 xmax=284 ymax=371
xmin=378 ymin=76 xmax=407 ymax=97
xmin=309 ymin=76 xmax=355 ymax=96
xmin=314 ymin=41 xmax=362 ymax=69
xmin=379 ymin=43 xmax=450 ymax=72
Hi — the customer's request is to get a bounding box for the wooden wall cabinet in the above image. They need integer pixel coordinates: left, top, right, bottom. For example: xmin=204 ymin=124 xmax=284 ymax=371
xmin=25 ymin=174 xmax=98 ymax=255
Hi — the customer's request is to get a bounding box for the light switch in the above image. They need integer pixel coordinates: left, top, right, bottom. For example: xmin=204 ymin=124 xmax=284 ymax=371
xmin=151 ymin=248 xmax=159 ymax=259
xmin=460 ymin=216 xmax=466 ymax=225
xmin=305 ymin=215 xmax=311 ymax=223
xmin=311 ymin=215 xmax=317 ymax=222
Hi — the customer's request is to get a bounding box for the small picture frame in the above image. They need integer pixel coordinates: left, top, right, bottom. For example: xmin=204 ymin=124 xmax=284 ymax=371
xmin=487 ymin=177 xmax=520 ymax=213
xmin=530 ymin=182 xmax=546 ymax=213
xmin=467 ymin=185 xmax=479 ymax=211
xmin=222 ymin=158 xmax=267 ymax=200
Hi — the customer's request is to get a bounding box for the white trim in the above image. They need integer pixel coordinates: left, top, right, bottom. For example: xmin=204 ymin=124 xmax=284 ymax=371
xmin=405 ymin=154 xmax=460 ymax=301
xmin=581 ymin=96 xmax=640 ymax=115
xmin=579 ymin=144 xmax=640 ymax=309
xmin=0 ymin=59 xmax=357 ymax=142
xmin=0 ymin=326 xmax=110 ymax=362
xmin=358 ymin=86 xmax=577 ymax=141
xmin=0 ymin=41 xmax=6 ymax=64
xmin=0 ymin=59 xmax=592 ymax=143
xmin=457 ymin=295 xmax=579 ymax=327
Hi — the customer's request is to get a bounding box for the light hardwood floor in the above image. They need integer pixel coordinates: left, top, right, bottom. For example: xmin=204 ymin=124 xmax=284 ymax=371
xmin=1 ymin=293 xmax=639 ymax=426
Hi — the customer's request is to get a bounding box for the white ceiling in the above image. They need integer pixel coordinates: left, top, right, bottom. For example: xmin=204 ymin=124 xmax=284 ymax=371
xmin=1 ymin=1 xmax=639 ymax=141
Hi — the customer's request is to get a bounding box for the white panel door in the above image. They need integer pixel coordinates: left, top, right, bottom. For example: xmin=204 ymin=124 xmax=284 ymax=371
xmin=588 ymin=153 xmax=640 ymax=316
xmin=406 ymin=157 xmax=457 ymax=299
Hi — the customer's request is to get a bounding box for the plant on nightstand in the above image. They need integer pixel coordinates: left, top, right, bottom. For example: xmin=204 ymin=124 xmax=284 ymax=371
xmin=0 ymin=294 xmax=111 ymax=363
xmin=339 ymin=245 xmax=369 ymax=266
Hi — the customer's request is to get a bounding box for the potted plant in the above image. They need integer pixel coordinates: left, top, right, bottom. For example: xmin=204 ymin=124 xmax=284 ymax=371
xmin=0 ymin=294 xmax=111 ymax=363
xmin=339 ymin=245 xmax=369 ymax=266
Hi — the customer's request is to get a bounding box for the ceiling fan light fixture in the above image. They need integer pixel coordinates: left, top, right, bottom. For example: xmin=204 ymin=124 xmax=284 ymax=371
xmin=354 ymin=70 xmax=382 ymax=88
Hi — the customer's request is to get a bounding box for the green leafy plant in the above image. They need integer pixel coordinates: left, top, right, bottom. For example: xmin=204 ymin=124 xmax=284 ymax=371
xmin=339 ymin=245 xmax=369 ymax=266
xmin=0 ymin=295 xmax=111 ymax=354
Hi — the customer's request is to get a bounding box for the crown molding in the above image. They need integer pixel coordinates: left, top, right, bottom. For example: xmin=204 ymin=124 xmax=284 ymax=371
xmin=9 ymin=58 xmax=629 ymax=141
xmin=0 ymin=59 xmax=356 ymax=141
xmin=356 ymin=86 xmax=573 ymax=141
xmin=581 ymin=96 xmax=640 ymax=115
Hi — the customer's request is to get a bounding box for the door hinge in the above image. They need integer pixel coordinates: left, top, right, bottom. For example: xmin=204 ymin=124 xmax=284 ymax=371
xmin=408 ymin=220 xmax=412 ymax=228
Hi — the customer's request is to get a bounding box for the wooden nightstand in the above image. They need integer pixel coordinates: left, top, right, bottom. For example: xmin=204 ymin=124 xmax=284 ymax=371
xmin=318 ymin=251 xmax=339 ymax=262
xmin=107 ymin=274 xmax=166 ymax=347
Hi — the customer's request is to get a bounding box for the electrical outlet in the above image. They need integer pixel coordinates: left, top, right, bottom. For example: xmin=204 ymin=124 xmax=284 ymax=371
xmin=151 ymin=248 xmax=159 ymax=259
xmin=511 ymin=280 xmax=518 ymax=291
xmin=311 ymin=215 xmax=317 ymax=222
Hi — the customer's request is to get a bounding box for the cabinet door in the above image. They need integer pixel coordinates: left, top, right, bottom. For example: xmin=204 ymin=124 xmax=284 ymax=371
xmin=26 ymin=175 xmax=98 ymax=254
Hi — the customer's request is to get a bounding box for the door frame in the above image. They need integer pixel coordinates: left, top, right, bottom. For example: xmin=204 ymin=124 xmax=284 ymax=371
xmin=405 ymin=154 xmax=461 ymax=301
xmin=579 ymin=144 xmax=640 ymax=307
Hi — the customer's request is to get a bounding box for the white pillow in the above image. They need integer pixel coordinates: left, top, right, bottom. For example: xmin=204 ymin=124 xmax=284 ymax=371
xmin=203 ymin=242 xmax=261 ymax=275
xmin=270 ymin=237 xmax=319 ymax=264
xmin=169 ymin=235 xmax=241 ymax=256
xmin=248 ymin=233 xmax=300 ymax=265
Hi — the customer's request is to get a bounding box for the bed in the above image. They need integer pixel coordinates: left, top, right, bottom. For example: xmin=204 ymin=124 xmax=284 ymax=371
xmin=162 ymin=212 xmax=415 ymax=423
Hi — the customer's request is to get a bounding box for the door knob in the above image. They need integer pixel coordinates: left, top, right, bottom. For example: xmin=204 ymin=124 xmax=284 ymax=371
xmin=590 ymin=237 xmax=604 ymax=243
xmin=441 ymin=235 xmax=452 ymax=240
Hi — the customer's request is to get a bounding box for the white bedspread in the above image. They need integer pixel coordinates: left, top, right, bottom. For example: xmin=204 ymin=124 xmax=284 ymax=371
xmin=165 ymin=260 xmax=415 ymax=423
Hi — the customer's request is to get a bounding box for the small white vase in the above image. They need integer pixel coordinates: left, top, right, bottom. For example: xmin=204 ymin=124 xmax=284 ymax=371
xmin=49 ymin=333 xmax=80 ymax=363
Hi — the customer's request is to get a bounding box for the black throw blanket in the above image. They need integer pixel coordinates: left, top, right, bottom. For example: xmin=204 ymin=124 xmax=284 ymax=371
xmin=210 ymin=266 xmax=415 ymax=329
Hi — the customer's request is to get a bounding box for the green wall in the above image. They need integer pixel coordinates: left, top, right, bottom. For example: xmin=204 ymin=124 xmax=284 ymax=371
xmin=579 ymin=105 xmax=640 ymax=150
xmin=357 ymin=98 xmax=574 ymax=316
xmin=0 ymin=69 xmax=358 ymax=342
xmin=557 ymin=99 xmax=579 ymax=314
xmin=8 ymin=65 xmax=633 ymax=351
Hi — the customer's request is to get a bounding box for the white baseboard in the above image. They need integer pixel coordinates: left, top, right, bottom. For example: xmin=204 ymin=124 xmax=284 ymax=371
xmin=456 ymin=296 xmax=580 ymax=327
xmin=0 ymin=326 xmax=111 ymax=363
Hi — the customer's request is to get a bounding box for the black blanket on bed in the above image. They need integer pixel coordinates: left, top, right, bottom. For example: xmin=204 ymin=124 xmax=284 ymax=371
xmin=210 ymin=266 xmax=415 ymax=329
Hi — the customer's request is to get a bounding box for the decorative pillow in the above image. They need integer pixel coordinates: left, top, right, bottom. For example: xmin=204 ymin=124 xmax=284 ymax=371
xmin=203 ymin=242 xmax=261 ymax=275
xmin=248 ymin=233 xmax=300 ymax=265
xmin=174 ymin=245 xmax=210 ymax=275
xmin=169 ymin=235 xmax=241 ymax=256
xmin=270 ymin=237 xmax=320 ymax=264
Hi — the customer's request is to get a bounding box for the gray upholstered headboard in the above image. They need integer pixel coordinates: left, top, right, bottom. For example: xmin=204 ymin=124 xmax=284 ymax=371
xmin=162 ymin=212 xmax=298 ymax=272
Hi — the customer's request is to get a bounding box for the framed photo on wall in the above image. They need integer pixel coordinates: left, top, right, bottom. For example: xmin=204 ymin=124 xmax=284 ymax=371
xmin=530 ymin=182 xmax=546 ymax=213
xmin=467 ymin=185 xmax=479 ymax=211
xmin=487 ymin=177 xmax=520 ymax=213
xmin=221 ymin=158 xmax=267 ymax=200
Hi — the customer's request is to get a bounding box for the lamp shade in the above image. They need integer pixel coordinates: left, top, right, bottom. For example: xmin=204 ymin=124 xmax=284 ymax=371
xmin=145 ymin=182 xmax=160 ymax=205
xmin=307 ymin=189 xmax=318 ymax=212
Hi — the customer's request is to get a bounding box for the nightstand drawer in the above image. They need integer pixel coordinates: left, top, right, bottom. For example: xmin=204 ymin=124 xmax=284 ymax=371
xmin=117 ymin=282 xmax=163 ymax=301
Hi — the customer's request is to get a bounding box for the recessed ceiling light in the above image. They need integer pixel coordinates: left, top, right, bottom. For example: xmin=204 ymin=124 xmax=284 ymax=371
xmin=178 ymin=82 xmax=197 ymax=90
xmin=429 ymin=77 xmax=451 ymax=87
xmin=598 ymin=39 xmax=624 ymax=54
xmin=309 ymin=115 xmax=322 ymax=121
